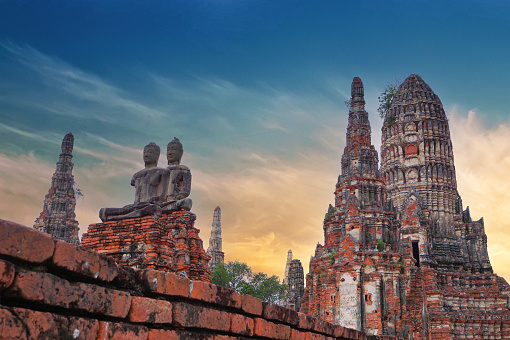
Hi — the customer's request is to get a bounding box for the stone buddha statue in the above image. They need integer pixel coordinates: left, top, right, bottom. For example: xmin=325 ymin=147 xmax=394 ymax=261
xmin=160 ymin=138 xmax=192 ymax=212
xmin=98 ymin=139 xmax=192 ymax=222
xmin=99 ymin=142 xmax=167 ymax=222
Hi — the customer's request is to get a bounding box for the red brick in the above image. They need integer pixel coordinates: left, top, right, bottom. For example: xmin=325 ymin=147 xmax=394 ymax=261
xmin=172 ymin=302 xmax=231 ymax=331
xmin=230 ymin=313 xmax=254 ymax=336
xmin=189 ymin=280 xmax=217 ymax=302
xmin=7 ymin=269 xmax=131 ymax=318
xmin=0 ymin=305 xmax=98 ymax=339
xmin=291 ymin=328 xmax=308 ymax=340
xmin=97 ymin=321 xmax=148 ymax=340
xmin=0 ymin=259 xmax=15 ymax=291
xmin=148 ymin=329 xmax=236 ymax=340
xmin=139 ymin=269 xmax=190 ymax=297
xmin=241 ymin=293 xmax=263 ymax=315
xmin=52 ymin=240 xmax=119 ymax=282
xmin=214 ymin=285 xmax=242 ymax=308
xmin=128 ymin=296 xmax=172 ymax=323
xmin=0 ymin=219 xmax=54 ymax=263
xmin=263 ymin=301 xmax=299 ymax=326
xmin=253 ymin=317 xmax=291 ymax=339
xmin=299 ymin=312 xmax=314 ymax=330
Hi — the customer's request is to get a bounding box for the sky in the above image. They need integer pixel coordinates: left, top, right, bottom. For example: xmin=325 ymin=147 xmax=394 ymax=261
xmin=1 ymin=0 xmax=510 ymax=282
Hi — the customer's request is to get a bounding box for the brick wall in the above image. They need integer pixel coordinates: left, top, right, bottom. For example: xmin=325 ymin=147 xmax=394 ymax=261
xmin=0 ymin=219 xmax=399 ymax=340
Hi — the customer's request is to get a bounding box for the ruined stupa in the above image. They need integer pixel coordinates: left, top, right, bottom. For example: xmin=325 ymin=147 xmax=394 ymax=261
xmin=282 ymin=250 xmax=305 ymax=312
xmin=207 ymin=206 xmax=225 ymax=270
xmin=34 ymin=133 xmax=80 ymax=245
xmin=301 ymin=76 xmax=510 ymax=339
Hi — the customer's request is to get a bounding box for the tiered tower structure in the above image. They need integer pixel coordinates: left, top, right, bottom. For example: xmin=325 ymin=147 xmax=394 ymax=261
xmin=206 ymin=206 xmax=224 ymax=270
xmin=284 ymin=258 xmax=305 ymax=311
xmin=283 ymin=249 xmax=293 ymax=284
xmin=301 ymin=76 xmax=510 ymax=339
xmin=34 ymin=133 xmax=80 ymax=244
xmin=301 ymin=78 xmax=405 ymax=333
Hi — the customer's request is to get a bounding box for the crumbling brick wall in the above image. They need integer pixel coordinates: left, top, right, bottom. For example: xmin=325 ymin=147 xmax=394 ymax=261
xmin=0 ymin=219 xmax=400 ymax=340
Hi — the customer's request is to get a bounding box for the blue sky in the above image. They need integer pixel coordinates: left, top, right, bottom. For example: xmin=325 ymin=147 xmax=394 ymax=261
xmin=1 ymin=0 xmax=510 ymax=280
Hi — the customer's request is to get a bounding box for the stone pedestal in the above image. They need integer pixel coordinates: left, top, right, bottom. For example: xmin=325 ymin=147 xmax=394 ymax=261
xmin=81 ymin=210 xmax=211 ymax=282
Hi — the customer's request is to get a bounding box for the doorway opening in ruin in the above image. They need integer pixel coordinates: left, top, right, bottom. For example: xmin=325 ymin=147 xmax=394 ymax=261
xmin=412 ymin=241 xmax=420 ymax=267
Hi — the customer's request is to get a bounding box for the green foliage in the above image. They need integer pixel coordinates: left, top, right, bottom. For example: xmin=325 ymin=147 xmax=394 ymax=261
xmin=211 ymin=261 xmax=287 ymax=304
xmin=377 ymin=79 xmax=405 ymax=123
xmin=328 ymin=250 xmax=338 ymax=265
xmin=324 ymin=205 xmax=335 ymax=223
xmin=377 ymin=239 xmax=384 ymax=251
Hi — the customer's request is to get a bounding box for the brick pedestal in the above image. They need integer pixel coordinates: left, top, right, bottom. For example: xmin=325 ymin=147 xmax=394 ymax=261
xmin=81 ymin=210 xmax=211 ymax=282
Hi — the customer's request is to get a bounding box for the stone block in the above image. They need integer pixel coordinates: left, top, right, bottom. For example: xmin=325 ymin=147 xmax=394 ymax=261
xmin=213 ymin=285 xmax=242 ymax=308
xmin=0 ymin=259 xmax=15 ymax=291
xmin=6 ymin=269 xmax=131 ymax=318
xmin=97 ymin=321 xmax=148 ymax=340
xmin=253 ymin=317 xmax=291 ymax=339
xmin=0 ymin=306 xmax=98 ymax=339
xmin=230 ymin=313 xmax=254 ymax=336
xmin=52 ymin=240 xmax=119 ymax=282
xmin=262 ymin=301 xmax=299 ymax=326
xmin=172 ymin=302 xmax=231 ymax=331
xmin=0 ymin=219 xmax=54 ymax=263
xmin=189 ymin=280 xmax=217 ymax=303
xmin=138 ymin=268 xmax=190 ymax=297
xmin=241 ymin=293 xmax=263 ymax=315
xmin=128 ymin=296 xmax=172 ymax=323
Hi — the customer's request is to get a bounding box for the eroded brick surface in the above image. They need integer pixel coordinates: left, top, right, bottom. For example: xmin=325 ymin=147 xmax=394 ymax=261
xmin=230 ymin=313 xmax=254 ymax=336
xmin=128 ymin=296 xmax=172 ymax=323
xmin=97 ymin=321 xmax=148 ymax=340
xmin=52 ymin=240 xmax=119 ymax=282
xmin=0 ymin=306 xmax=98 ymax=340
xmin=6 ymin=269 xmax=131 ymax=318
xmin=253 ymin=317 xmax=291 ymax=339
xmin=0 ymin=259 xmax=15 ymax=291
xmin=138 ymin=268 xmax=190 ymax=297
xmin=172 ymin=302 xmax=231 ymax=331
xmin=0 ymin=219 xmax=55 ymax=263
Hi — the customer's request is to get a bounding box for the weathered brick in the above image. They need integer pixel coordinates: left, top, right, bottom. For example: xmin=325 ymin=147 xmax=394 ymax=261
xmin=299 ymin=312 xmax=314 ymax=330
xmin=241 ymin=293 xmax=263 ymax=315
xmin=291 ymin=328 xmax=308 ymax=340
xmin=148 ymin=329 xmax=239 ymax=340
xmin=0 ymin=219 xmax=54 ymax=263
xmin=6 ymin=269 xmax=131 ymax=318
xmin=138 ymin=269 xmax=190 ymax=297
xmin=253 ymin=317 xmax=291 ymax=339
xmin=0 ymin=306 xmax=98 ymax=339
xmin=0 ymin=259 xmax=15 ymax=291
xmin=172 ymin=302 xmax=231 ymax=331
xmin=97 ymin=321 xmax=148 ymax=340
xmin=52 ymin=240 xmax=119 ymax=282
xmin=213 ymin=285 xmax=242 ymax=308
xmin=263 ymin=301 xmax=299 ymax=326
xmin=189 ymin=280 xmax=217 ymax=302
xmin=230 ymin=313 xmax=254 ymax=336
xmin=128 ymin=296 xmax=172 ymax=323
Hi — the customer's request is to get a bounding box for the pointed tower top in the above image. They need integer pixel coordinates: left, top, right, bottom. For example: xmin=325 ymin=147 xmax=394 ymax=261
xmin=214 ymin=206 xmax=221 ymax=211
xmin=61 ymin=133 xmax=74 ymax=155
xmin=350 ymin=77 xmax=365 ymax=107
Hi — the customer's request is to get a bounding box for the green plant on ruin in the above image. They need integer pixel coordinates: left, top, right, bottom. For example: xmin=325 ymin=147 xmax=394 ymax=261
xmin=329 ymin=250 xmax=338 ymax=265
xmin=378 ymin=79 xmax=406 ymax=124
xmin=324 ymin=205 xmax=335 ymax=223
xmin=377 ymin=239 xmax=384 ymax=251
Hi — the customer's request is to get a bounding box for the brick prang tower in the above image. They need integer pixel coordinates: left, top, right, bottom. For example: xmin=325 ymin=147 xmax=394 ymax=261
xmin=284 ymin=258 xmax=305 ymax=312
xmin=206 ymin=206 xmax=224 ymax=270
xmin=34 ymin=133 xmax=80 ymax=245
xmin=301 ymin=76 xmax=510 ymax=339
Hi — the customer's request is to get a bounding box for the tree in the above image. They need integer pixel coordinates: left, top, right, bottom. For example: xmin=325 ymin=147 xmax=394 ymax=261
xmin=212 ymin=261 xmax=287 ymax=304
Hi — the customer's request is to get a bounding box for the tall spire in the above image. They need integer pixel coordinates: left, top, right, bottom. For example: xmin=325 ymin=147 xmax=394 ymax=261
xmin=34 ymin=133 xmax=80 ymax=244
xmin=207 ymin=206 xmax=224 ymax=270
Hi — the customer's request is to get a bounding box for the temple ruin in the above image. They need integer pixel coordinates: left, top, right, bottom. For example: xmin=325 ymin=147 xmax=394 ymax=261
xmin=33 ymin=133 xmax=80 ymax=245
xmin=301 ymin=75 xmax=510 ymax=339
xmin=207 ymin=206 xmax=225 ymax=271
xmin=283 ymin=250 xmax=305 ymax=312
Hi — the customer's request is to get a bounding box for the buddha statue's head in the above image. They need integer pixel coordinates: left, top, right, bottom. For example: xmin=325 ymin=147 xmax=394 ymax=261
xmin=167 ymin=138 xmax=183 ymax=165
xmin=143 ymin=142 xmax=160 ymax=167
